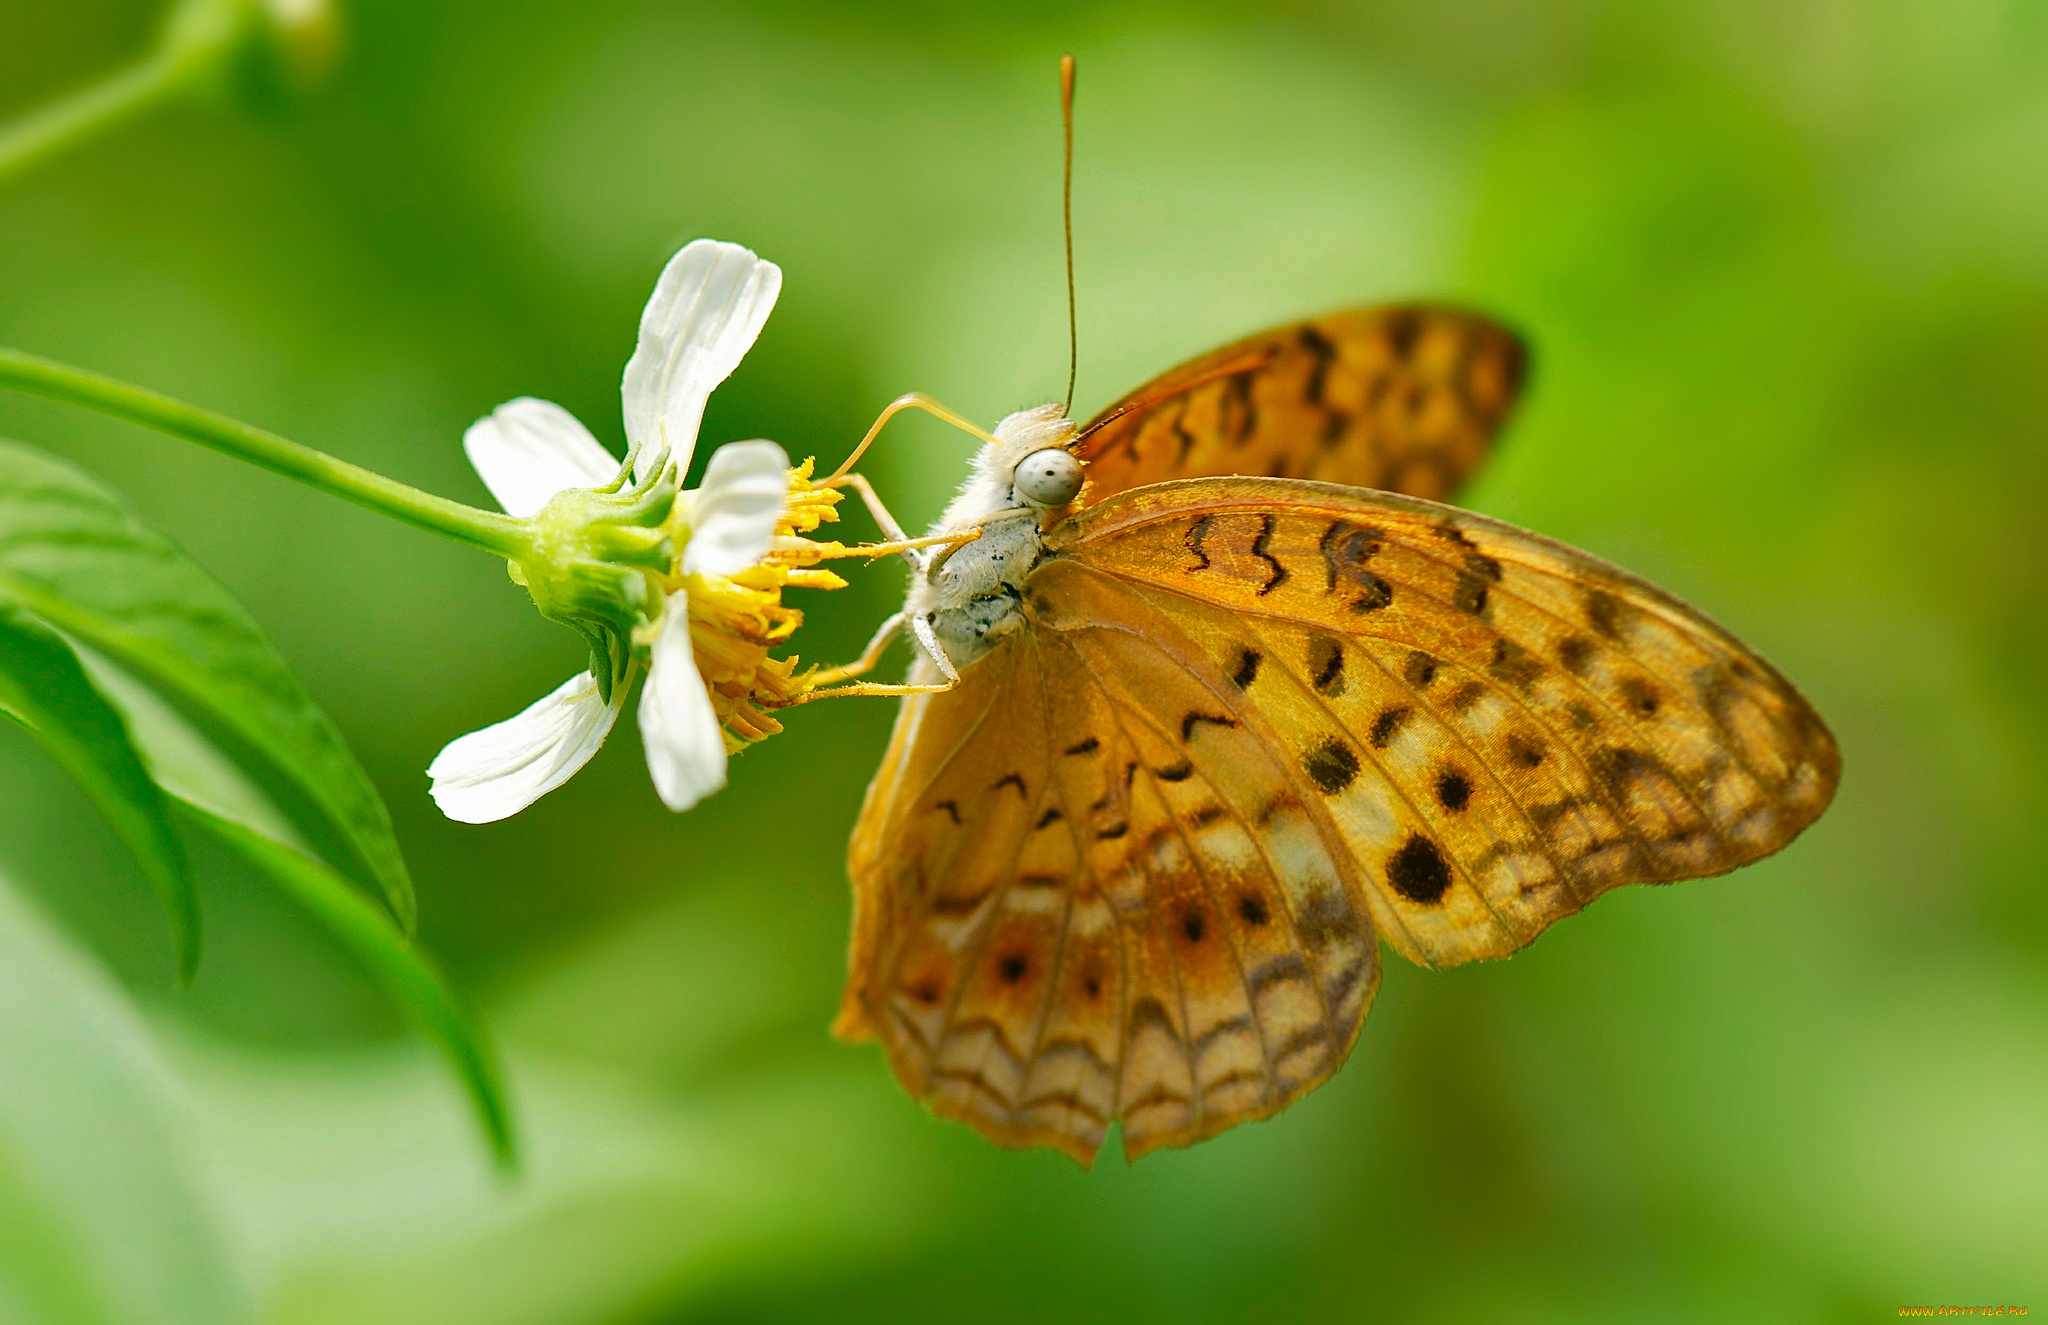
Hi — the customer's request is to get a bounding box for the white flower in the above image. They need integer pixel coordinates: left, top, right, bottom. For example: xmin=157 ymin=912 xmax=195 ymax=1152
xmin=428 ymin=240 xmax=787 ymax=824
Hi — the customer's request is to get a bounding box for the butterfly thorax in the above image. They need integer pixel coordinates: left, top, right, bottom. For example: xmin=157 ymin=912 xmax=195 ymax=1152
xmin=906 ymin=402 xmax=1077 ymax=676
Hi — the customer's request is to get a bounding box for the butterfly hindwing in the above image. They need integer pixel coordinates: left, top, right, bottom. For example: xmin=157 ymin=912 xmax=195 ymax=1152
xmin=1038 ymin=478 xmax=1839 ymax=970
xmin=840 ymin=609 xmax=1381 ymax=1164
xmin=1075 ymin=306 xmax=1526 ymax=507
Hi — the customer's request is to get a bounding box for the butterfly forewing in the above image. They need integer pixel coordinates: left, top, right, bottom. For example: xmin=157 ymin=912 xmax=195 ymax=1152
xmin=1075 ymin=306 xmax=1526 ymax=506
xmin=1039 ymin=478 xmax=1839 ymax=970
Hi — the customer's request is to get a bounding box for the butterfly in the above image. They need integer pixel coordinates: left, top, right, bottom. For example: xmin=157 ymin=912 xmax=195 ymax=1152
xmin=819 ymin=303 xmax=1839 ymax=1166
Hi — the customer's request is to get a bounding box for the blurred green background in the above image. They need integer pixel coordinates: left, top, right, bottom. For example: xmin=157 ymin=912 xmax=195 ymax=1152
xmin=3 ymin=1 xmax=2046 ymax=1321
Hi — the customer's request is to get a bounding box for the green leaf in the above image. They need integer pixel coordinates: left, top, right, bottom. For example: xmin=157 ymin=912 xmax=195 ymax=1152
xmin=176 ymin=802 xmax=517 ymax=1169
xmin=73 ymin=650 xmax=517 ymax=1168
xmin=0 ymin=606 xmax=199 ymax=984
xmin=0 ymin=438 xmax=416 ymax=931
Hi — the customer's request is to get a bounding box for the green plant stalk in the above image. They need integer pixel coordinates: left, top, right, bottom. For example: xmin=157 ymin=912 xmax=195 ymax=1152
xmin=0 ymin=349 xmax=527 ymax=558
xmin=0 ymin=0 xmax=285 ymax=186
xmin=0 ymin=50 xmax=201 ymax=184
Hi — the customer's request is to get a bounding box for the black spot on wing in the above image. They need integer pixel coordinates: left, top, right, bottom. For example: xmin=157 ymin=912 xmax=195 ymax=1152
xmin=1488 ymin=638 xmax=1543 ymax=690
xmin=1350 ymin=572 xmax=1394 ymax=613
xmin=1128 ymin=996 xmax=1179 ymax=1039
xmin=998 ymin=954 xmax=1028 ymax=983
xmin=1296 ymin=888 xmax=1360 ymax=944
xmin=1320 ymin=521 xmax=1384 ymax=592
xmin=1304 ymin=738 xmax=1360 ymax=794
xmin=933 ymin=800 xmax=961 ymax=824
xmin=930 ymin=887 xmax=993 ymax=917
xmin=1387 ymin=834 xmax=1452 ymax=904
xmin=1248 ymin=953 xmax=1310 ymax=999
xmin=1369 ymin=706 xmax=1412 ymax=749
xmin=1252 ymin=514 xmax=1288 ymax=595
xmin=1156 ymin=760 xmax=1194 ymax=783
xmin=1035 ymin=807 xmax=1063 ymax=830
xmin=1403 ymin=651 xmax=1440 ymax=688
xmin=1064 ymin=736 xmax=1100 ymax=756
xmin=1308 ymin=635 xmax=1345 ymax=696
xmin=1620 ymin=675 xmax=1662 ymax=716
xmin=1299 ymin=325 xmax=1337 ymax=403
xmin=1386 ymin=308 xmax=1423 ymax=357
xmin=1170 ymin=397 xmax=1197 ymax=463
xmin=1436 ymin=522 xmax=1504 ymax=583
xmin=1257 ymin=794 xmax=1302 ymax=828
xmin=1585 ymin=588 xmax=1630 ymax=639
xmin=1225 ymin=370 xmax=1258 ymax=445
xmin=991 ymin=773 xmax=1027 ymax=798
xmin=1435 ymin=769 xmax=1472 ymax=812
xmin=1231 ymin=648 xmax=1262 ymax=690
xmin=1185 ymin=515 xmax=1214 ymax=572
xmin=1182 ymin=712 xmax=1237 ymax=741
xmin=1557 ymin=635 xmax=1595 ymax=676
xmin=1452 ymin=573 xmax=1490 ymax=617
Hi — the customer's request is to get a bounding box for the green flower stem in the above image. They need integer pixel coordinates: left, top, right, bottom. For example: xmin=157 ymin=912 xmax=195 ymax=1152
xmin=0 ymin=0 xmax=259 ymax=185
xmin=0 ymin=50 xmax=197 ymax=184
xmin=0 ymin=349 xmax=528 ymax=559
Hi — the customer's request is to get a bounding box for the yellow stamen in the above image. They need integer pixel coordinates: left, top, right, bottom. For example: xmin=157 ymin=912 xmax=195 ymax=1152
xmin=678 ymin=457 xmax=852 ymax=758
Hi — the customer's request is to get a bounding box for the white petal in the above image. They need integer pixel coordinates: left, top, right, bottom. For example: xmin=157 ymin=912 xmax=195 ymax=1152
xmin=681 ymin=439 xmax=790 ymax=577
xmin=620 ymin=239 xmax=781 ymax=483
xmin=462 ymin=398 xmax=619 ymax=518
xmin=637 ymin=593 xmax=727 ymax=812
xmin=427 ymin=670 xmax=624 ymax=823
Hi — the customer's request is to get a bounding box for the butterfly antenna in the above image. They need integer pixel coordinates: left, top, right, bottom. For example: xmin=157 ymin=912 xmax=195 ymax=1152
xmin=1060 ymin=52 xmax=1079 ymax=415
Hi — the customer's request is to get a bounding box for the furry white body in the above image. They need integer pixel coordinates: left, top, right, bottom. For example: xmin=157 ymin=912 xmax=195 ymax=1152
xmin=904 ymin=402 xmax=1078 ymax=680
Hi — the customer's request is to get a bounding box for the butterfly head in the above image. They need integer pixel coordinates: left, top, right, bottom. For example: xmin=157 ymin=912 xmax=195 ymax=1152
xmin=989 ymin=402 xmax=1082 ymax=507
xmin=934 ymin=401 xmax=1084 ymax=532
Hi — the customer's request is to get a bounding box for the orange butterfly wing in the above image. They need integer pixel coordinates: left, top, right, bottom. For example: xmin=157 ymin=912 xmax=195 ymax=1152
xmin=1042 ymin=479 xmax=1838 ymax=968
xmin=838 ymin=604 xmax=1379 ymax=1165
xmin=839 ymin=478 xmax=1837 ymax=1164
xmin=1074 ymin=306 xmax=1527 ymax=506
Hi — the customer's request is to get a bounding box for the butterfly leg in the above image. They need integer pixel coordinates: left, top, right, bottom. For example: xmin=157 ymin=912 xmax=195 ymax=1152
xmin=908 ymin=612 xmax=962 ymax=683
xmin=795 ymin=612 xmax=959 ymax=703
xmin=825 ymin=472 xmax=915 ymax=544
xmin=811 ymin=523 xmax=983 ymax=563
xmin=824 ymin=392 xmax=1000 ymax=485
xmin=809 ymin=611 xmax=906 ymax=685
xmin=816 ymin=471 xmax=985 ymax=568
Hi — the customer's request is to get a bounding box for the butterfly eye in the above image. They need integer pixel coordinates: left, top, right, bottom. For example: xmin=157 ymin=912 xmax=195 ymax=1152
xmin=1014 ymin=448 xmax=1083 ymax=506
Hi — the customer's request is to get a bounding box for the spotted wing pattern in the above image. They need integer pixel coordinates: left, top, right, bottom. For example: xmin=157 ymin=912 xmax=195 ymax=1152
xmin=1074 ymin=306 xmax=1526 ymax=507
xmin=839 ymin=610 xmax=1379 ymax=1165
xmin=839 ymin=477 xmax=1837 ymax=1164
xmin=1040 ymin=479 xmax=1839 ymax=969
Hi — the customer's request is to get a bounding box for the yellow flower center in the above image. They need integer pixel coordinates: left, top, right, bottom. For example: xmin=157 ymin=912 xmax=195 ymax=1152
xmin=673 ymin=458 xmax=851 ymax=754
